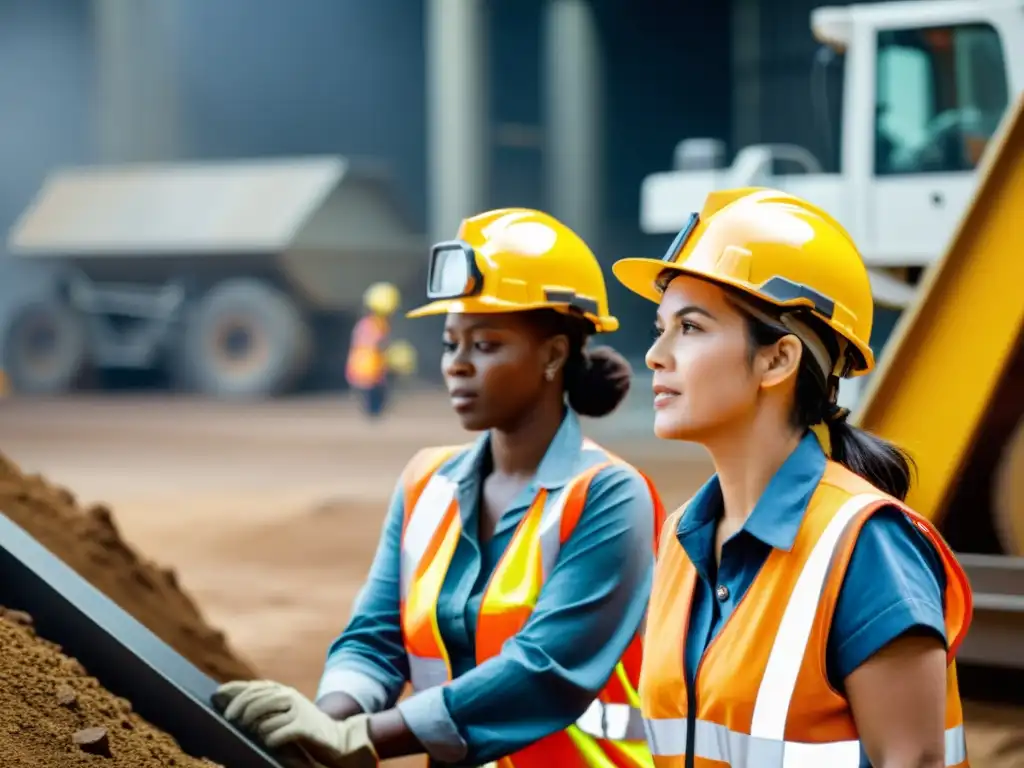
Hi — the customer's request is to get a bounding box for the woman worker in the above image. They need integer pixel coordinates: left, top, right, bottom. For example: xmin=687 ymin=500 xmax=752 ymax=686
xmin=215 ymin=208 xmax=664 ymax=768
xmin=612 ymin=188 xmax=973 ymax=768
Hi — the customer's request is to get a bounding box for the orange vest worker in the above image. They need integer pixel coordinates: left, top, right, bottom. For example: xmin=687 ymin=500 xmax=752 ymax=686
xmin=640 ymin=462 xmax=973 ymax=768
xmin=345 ymin=314 xmax=390 ymax=389
xmin=401 ymin=442 xmax=664 ymax=768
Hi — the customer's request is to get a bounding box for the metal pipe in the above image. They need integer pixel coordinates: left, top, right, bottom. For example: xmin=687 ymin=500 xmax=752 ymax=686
xmin=426 ymin=0 xmax=488 ymax=242
xmin=543 ymin=0 xmax=602 ymax=246
xmin=93 ymin=0 xmax=180 ymax=162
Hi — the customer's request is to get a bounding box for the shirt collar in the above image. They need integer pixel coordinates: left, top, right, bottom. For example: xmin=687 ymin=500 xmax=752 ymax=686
xmin=678 ymin=431 xmax=827 ymax=559
xmin=446 ymin=409 xmax=585 ymax=490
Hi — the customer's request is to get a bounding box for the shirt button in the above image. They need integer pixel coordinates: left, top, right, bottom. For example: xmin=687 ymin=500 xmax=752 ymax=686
xmin=716 ymin=584 xmax=730 ymax=602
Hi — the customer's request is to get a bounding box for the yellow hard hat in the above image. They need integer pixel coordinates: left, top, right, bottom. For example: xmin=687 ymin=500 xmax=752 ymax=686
xmin=385 ymin=339 xmax=417 ymax=377
xmin=364 ymin=282 xmax=400 ymax=316
xmin=613 ymin=187 xmax=875 ymax=376
xmin=406 ymin=208 xmax=618 ymax=333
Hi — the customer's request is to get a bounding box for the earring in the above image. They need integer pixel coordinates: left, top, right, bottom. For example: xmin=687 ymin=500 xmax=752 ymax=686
xmin=545 ymin=367 xmax=556 ymax=382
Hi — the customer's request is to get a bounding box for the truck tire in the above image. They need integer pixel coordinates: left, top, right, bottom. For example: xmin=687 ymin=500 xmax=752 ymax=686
xmin=995 ymin=413 xmax=1024 ymax=555
xmin=181 ymin=279 xmax=311 ymax=399
xmin=2 ymin=300 xmax=87 ymax=395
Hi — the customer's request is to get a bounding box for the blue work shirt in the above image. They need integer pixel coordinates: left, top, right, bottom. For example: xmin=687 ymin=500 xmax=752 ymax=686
xmin=317 ymin=410 xmax=657 ymax=765
xmin=679 ymin=432 xmax=947 ymax=767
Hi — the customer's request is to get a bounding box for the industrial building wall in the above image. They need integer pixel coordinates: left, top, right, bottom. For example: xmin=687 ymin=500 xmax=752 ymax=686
xmin=0 ymin=1 xmax=93 ymax=248
xmin=0 ymin=0 xmax=93 ymax=330
xmin=748 ymin=0 xmax=852 ymax=172
xmin=176 ymin=0 xmax=428 ymax=229
xmin=598 ymin=0 xmax=731 ymax=352
xmin=484 ymin=1 xmax=733 ymax=356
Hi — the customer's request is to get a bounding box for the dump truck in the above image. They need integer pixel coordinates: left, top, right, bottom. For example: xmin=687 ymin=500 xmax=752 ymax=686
xmin=641 ymin=0 xmax=1024 ymax=310
xmin=2 ymin=156 xmax=427 ymax=399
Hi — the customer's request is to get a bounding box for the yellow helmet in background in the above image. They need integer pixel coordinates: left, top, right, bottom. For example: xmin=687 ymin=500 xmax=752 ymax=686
xmin=613 ymin=187 xmax=875 ymax=376
xmin=363 ymin=282 xmax=400 ymax=317
xmin=385 ymin=340 xmax=417 ymax=377
xmin=406 ymin=208 xmax=619 ymax=333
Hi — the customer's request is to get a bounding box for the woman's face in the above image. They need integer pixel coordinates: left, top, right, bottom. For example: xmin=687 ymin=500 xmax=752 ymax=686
xmin=442 ymin=312 xmax=561 ymax=431
xmin=645 ymin=276 xmax=765 ymax=441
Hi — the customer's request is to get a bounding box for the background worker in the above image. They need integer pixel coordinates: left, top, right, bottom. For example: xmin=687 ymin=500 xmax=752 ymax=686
xmin=613 ymin=188 xmax=973 ymax=768
xmin=215 ymin=208 xmax=664 ymax=767
xmin=346 ymin=281 xmax=402 ymax=418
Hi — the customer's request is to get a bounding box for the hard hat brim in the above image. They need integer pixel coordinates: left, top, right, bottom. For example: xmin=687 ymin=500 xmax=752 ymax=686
xmin=406 ymin=295 xmax=619 ymax=333
xmin=612 ymin=257 xmax=874 ymax=376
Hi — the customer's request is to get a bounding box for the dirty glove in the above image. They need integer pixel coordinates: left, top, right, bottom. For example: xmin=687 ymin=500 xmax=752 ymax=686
xmin=215 ymin=680 xmax=377 ymax=767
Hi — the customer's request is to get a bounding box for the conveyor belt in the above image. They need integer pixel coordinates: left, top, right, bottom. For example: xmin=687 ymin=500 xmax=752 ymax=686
xmin=0 ymin=511 xmax=303 ymax=768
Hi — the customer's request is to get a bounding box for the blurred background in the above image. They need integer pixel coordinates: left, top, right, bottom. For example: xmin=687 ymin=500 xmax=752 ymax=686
xmin=5 ymin=0 xmax=1011 ymax=402
xmin=0 ymin=0 xmax=1022 ymax=765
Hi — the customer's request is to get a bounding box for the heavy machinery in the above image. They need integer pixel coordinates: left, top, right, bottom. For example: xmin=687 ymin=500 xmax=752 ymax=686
xmin=855 ymin=88 xmax=1024 ymax=695
xmin=3 ymin=156 xmax=427 ymax=399
xmin=641 ymin=0 xmax=1024 ymax=310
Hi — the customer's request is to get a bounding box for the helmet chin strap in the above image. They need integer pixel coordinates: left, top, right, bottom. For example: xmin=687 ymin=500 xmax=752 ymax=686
xmin=730 ymin=294 xmax=851 ymax=404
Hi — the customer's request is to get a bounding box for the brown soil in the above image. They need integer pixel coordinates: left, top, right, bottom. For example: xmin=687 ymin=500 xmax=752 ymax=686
xmin=0 ymin=606 xmax=220 ymax=767
xmin=0 ymin=450 xmax=256 ymax=683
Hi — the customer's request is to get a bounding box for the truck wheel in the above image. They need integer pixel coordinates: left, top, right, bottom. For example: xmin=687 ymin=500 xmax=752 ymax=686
xmin=995 ymin=413 xmax=1024 ymax=555
xmin=182 ymin=278 xmax=311 ymax=398
xmin=2 ymin=300 xmax=87 ymax=395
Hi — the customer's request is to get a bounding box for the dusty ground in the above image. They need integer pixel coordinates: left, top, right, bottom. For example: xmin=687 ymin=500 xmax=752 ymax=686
xmin=1 ymin=391 xmax=1020 ymax=766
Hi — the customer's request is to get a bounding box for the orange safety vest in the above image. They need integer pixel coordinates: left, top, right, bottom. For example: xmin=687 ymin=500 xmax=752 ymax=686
xmin=639 ymin=461 xmax=973 ymax=768
xmin=399 ymin=441 xmax=665 ymax=768
xmin=346 ymin=315 xmax=389 ymax=388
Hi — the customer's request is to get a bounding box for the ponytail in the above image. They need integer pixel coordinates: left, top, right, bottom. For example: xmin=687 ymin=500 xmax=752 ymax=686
xmin=564 ymin=345 xmax=633 ymax=418
xmin=816 ymin=406 xmax=915 ymax=501
xmin=738 ymin=299 xmax=916 ymax=500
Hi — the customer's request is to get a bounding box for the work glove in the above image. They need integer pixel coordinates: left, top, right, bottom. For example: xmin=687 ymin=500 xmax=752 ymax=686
xmin=214 ymin=680 xmax=378 ymax=768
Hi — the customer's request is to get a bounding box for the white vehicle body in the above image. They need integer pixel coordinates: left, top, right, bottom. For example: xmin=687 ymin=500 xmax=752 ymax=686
xmin=640 ymin=0 xmax=1024 ymax=308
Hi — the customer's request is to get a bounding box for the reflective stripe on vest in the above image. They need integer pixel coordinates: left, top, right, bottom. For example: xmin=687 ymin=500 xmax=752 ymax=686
xmin=643 ymin=717 xmax=967 ymax=767
xmin=399 ymin=445 xmax=658 ymax=767
xmin=639 ymin=465 xmax=973 ymax=768
xmin=577 ymin=700 xmax=647 ymax=742
xmin=400 ymin=469 xmax=576 ymax=602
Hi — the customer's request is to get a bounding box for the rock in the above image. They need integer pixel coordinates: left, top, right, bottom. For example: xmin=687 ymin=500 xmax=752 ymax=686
xmin=3 ymin=609 xmax=34 ymax=627
xmin=55 ymin=683 xmax=78 ymax=708
xmin=73 ymin=726 xmax=111 ymax=757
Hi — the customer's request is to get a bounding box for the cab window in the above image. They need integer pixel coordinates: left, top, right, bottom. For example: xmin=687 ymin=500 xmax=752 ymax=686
xmin=874 ymin=24 xmax=1009 ymax=175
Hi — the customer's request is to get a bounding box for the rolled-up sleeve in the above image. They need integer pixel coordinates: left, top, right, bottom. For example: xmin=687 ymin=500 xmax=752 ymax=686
xmin=316 ymin=481 xmax=409 ymax=713
xmin=827 ymin=505 xmax=948 ymax=691
xmin=398 ymin=464 xmax=657 ymax=765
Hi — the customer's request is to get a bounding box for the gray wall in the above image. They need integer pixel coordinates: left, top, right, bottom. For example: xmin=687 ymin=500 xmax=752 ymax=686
xmin=4 ymin=0 xmax=875 ymax=363
xmin=0 ymin=0 xmax=93 ymax=331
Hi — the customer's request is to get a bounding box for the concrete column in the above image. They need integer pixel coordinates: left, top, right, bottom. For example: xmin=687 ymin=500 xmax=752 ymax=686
xmin=93 ymin=0 xmax=181 ymax=163
xmin=542 ymin=0 xmax=602 ymax=246
xmin=731 ymin=0 xmax=761 ymax=151
xmin=426 ymin=0 xmax=488 ymax=243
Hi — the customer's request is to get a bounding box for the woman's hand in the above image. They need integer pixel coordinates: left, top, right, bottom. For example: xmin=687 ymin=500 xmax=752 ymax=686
xmin=846 ymin=633 xmax=949 ymax=768
xmin=214 ymin=680 xmax=378 ymax=768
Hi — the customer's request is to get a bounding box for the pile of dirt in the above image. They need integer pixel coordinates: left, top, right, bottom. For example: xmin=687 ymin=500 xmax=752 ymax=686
xmin=0 ymin=451 xmax=256 ymax=682
xmin=0 ymin=606 xmax=220 ymax=767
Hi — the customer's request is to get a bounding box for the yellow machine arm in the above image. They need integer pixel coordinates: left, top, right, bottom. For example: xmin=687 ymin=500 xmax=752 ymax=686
xmin=854 ymin=94 xmax=1024 ymax=524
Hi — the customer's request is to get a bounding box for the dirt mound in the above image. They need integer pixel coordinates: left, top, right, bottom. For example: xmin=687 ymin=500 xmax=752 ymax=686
xmin=0 ymin=607 xmax=220 ymax=767
xmin=0 ymin=451 xmax=256 ymax=682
